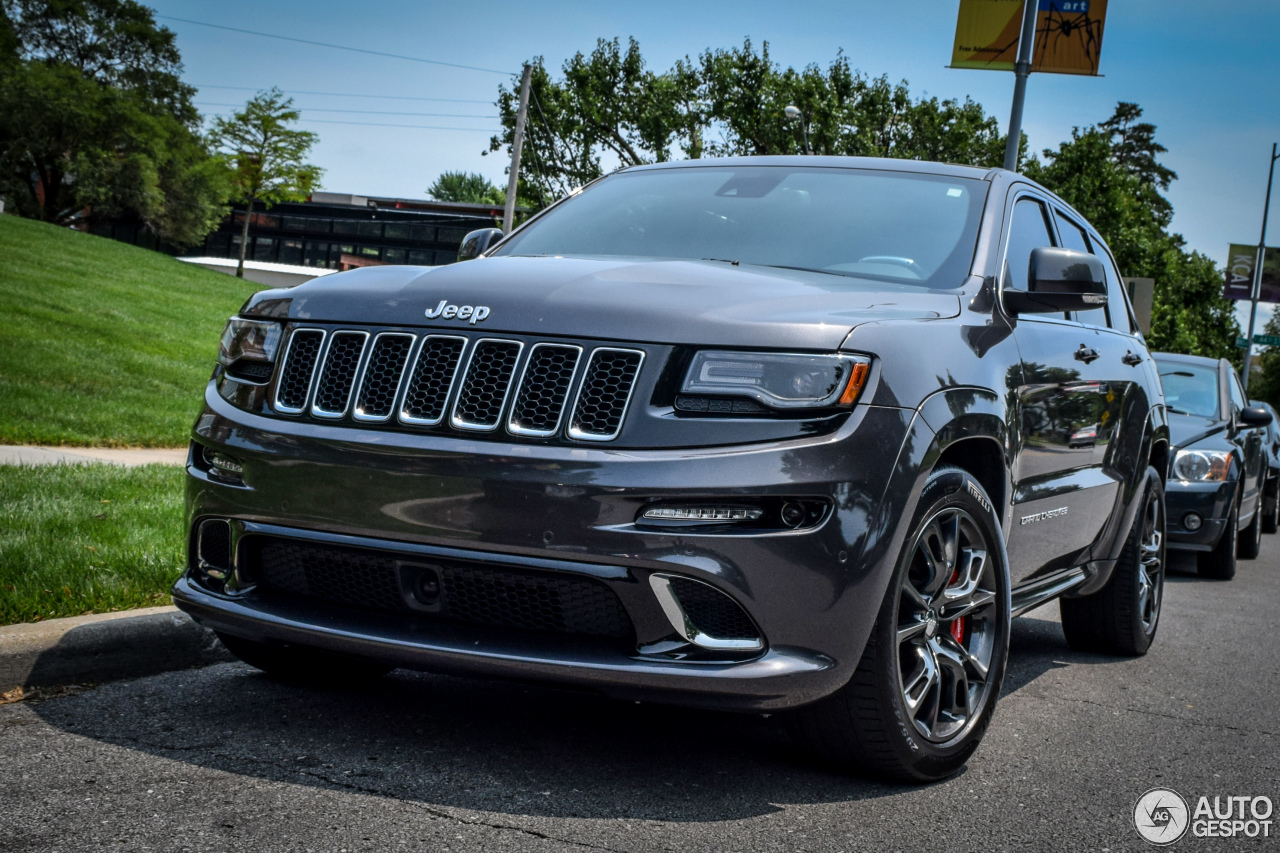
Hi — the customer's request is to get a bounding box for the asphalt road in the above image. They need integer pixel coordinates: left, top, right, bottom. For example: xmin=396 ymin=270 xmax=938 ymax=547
xmin=3 ymin=543 xmax=1278 ymax=852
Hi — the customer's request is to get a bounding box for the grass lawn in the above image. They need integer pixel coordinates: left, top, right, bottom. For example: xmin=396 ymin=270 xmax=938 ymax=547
xmin=0 ymin=215 xmax=265 ymax=447
xmin=0 ymin=464 xmax=184 ymax=625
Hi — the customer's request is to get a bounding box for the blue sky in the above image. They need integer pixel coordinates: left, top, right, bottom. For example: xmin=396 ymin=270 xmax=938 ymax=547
xmin=152 ymin=0 xmax=1280 ymax=328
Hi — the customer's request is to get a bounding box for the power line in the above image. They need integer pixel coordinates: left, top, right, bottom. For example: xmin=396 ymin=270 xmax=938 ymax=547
xmin=191 ymin=84 xmax=492 ymax=104
xmin=196 ymin=101 xmax=497 ymax=118
xmin=202 ymin=114 xmax=497 ymax=131
xmin=157 ymin=15 xmax=512 ymax=75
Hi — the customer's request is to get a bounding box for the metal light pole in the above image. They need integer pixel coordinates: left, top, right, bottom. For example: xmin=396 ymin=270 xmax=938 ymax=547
xmin=1241 ymin=142 xmax=1279 ymax=392
xmin=503 ymin=63 xmax=532 ymax=235
xmin=1002 ymin=0 xmax=1040 ymax=172
xmin=784 ymin=105 xmax=811 ymax=155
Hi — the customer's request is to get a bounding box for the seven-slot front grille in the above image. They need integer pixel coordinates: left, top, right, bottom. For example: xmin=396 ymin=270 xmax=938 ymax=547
xmin=270 ymin=328 xmax=644 ymax=441
xmin=249 ymin=537 xmax=634 ymax=639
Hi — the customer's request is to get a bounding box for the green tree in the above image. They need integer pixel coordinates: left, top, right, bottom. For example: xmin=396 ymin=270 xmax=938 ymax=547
xmin=1024 ymin=103 xmax=1240 ymax=363
xmin=1247 ymin=313 xmax=1280 ymax=407
xmin=0 ymin=0 xmax=226 ymax=247
xmin=210 ymin=89 xmax=322 ymax=277
xmin=427 ymin=170 xmax=504 ymax=205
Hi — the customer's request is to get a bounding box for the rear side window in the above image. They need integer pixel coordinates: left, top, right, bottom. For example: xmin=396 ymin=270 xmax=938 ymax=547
xmin=1228 ymin=370 xmax=1247 ymax=414
xmin=1004 ymin=198 xmax=1056 ymax=293
xmin=1096 ymin=245 xmax=1137 ymax=334
xmin=1054 ymin=210 xmax=1108 ymax=328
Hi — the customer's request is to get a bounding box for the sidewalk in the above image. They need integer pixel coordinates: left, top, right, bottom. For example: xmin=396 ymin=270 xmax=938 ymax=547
xmin=0 ymin=445 xmax=186 ymax=467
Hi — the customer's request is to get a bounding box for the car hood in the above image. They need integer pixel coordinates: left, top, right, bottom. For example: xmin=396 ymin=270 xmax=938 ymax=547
xmin=1168 ymin=412 xmax=1229 ymax=449
xmin=243 ymin=256 xmax=962 ymax=350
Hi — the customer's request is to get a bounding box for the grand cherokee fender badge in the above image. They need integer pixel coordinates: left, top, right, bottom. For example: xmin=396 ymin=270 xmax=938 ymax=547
xmin=425 ymin=299 xmax=490 ymax=324
xmin=1020 ymin=507 xmax=1068 ymax=525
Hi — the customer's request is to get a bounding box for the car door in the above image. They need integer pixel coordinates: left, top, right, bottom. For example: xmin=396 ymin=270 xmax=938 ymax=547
xmin=1002 ymin=193 xmax=1125 ymax=584
xmin=1226 ymin=365 xmax=1264 ymax=519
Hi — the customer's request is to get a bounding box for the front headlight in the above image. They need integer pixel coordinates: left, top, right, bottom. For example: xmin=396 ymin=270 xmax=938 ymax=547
xmin=1172 ymin=448 xmax=1231 ymax=482
xmin=217 ymin=317 xmax=283 ymax=368
xmin=680 ymin=351 xmax=871 ymax=409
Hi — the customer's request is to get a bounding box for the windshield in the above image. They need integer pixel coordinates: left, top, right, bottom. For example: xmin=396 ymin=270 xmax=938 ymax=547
xmin=1156 ymin=360 xmax=1220 ymax=418
xmin=492 ymin=166 xmax=986 ymax=289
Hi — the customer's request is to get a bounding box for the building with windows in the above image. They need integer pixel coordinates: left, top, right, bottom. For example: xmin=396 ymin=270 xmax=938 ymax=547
xmin=91 ymin=191 xmax=512 ymax=268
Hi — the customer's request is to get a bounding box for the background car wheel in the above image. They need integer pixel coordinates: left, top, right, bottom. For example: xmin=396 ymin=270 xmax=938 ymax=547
xmin=1198 ymin=496 xmax=1238 ymax=580
xmin=1237 ymin=491 xmax=1262 ymax=560
xmin=1061 ymin=467 xmax=1165 ymax=656
xmin=1263 ymin=487 xmax=1279 ymax=535
xmin=786 ymin=465 xmax=1010 ymax=783
xmin=216 ymin=632 xmax=394 ymax=684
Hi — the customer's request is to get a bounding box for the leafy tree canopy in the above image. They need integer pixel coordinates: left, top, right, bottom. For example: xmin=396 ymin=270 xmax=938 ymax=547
xmin=427 ymin=171 xmax=505 ymax=206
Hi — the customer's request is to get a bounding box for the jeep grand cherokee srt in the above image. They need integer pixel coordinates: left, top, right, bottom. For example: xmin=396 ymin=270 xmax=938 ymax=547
xmin=175 ymin=157 xmax=1169 ymax=782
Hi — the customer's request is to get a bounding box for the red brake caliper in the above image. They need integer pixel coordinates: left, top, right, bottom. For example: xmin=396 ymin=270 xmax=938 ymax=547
xmin=947 ymin=565 xmax=967 ymax=645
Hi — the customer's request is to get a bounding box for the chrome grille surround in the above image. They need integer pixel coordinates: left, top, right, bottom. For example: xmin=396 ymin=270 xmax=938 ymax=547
xmin=398 ymin=335 xmax=468 ymax=426
xmin=272 ymin=328 xmax=327 ymax=414
xmin=507 ymin=343 xmax=583 ymax=437
xmin=352 ymin=332 xmax=416 ymax=423
xmin=449 ymin=339 xmax=524 ymax=432
xmin=567 ymin=348 xmax=646 ymax=442
xmin=310 ymin=330 xmax=370 ymax=419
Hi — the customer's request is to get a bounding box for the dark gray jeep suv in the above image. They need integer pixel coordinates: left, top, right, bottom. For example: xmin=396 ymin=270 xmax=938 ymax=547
xmin=175 ymin=157 xmax=1169 ymax=781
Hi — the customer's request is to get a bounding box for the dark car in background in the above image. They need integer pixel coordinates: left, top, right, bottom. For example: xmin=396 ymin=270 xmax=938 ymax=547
xmin=1251 ymin=399 xmax=1280 ymax=534
xmin=1155 ymin=353 xmax=1272 ymax=578
xmin=176 ymin=157 xmax=1169 ymax=782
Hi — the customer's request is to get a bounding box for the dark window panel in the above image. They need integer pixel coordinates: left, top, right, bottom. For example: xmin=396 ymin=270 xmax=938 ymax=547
xmin=331 ymin=219 xmax=361 ymax=236
xmin=253 ymin=237 xmax=276 ymax=262
xmin=358 ymin=245 xmax=381 ymax=259
xmin=407 ymin=250 xmax=435 ymax=265
xmin=357 ymin=221 xmax=383 ymax=239
xmin=384 ymin=222 xmax=412 ymax=241
xmin=279 ymin=239 xmax=303 ymax=265
xmin=437 ymin=227 xmax=468 ymax=244
xmin=304 ymin=241 xmax=329 ymax=267
xmin=409 ymin=224 xmax=436 ymax=242
xmin=383 ymin=248 xmax=406 ymax=264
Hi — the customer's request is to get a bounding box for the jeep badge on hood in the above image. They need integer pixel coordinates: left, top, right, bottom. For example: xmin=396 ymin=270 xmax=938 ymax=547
xmin=425 ymin=299 xmax=490 ymax=324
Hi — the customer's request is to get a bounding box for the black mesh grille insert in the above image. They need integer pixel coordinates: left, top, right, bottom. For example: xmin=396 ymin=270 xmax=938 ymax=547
xmin=313 ymin=332 xmax=368 ymax=415
xmin=198 ymin=519 xmax=232 ymax=571
xmin=667 ymin=577 xmax=759 ymax=641
xmin=275 ymin=330 xmax=324 ymax=411
xmin=510 ymin=344 xmax=580 ymax=434
xmin=453 ymin=340 xmax=521 ymax=428
xmin=249 ymin=538 xmax=633 ymax=639
xmin=355 ymin=334 xmax=414 ymax=419
xmin=570 ymin=349 xmax=643 ymax=439
xmin=400 ymin=336 xmax=466 ymax=424
xmin=226 ymin=360 xmax=274 ymax=383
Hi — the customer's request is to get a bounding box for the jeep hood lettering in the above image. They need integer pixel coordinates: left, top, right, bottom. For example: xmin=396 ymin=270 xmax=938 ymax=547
xmin=248 ymin=256 xmax=962 ymax=349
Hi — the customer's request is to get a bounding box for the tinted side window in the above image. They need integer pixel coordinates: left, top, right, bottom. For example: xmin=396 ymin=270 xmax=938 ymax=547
xmin=1097 ymin=246 xmax=1137 ymax=334
xmin=1228 ymin=370 xmax=1246 ymax=414
xmin=1004 ymin=198 xmax=1056 ymax=293
xmin=1053 ymin=210 xmax=1107 ymax=328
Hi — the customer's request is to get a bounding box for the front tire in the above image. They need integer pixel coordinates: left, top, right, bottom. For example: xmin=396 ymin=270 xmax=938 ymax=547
xmin=1060 ymin=467 xmax=1165 ymax=656
xmin=1238 ymin=490 xmax=1263 ymax=559
xmin=1262 ymin=479 xmax=1279 ymax=534
xmin=1198 ymin=495 xmax=1238 ymax=580
xmin=216 ymin=632 xmax=394 ymax=684
xmin=787 ymin=466 xmax=1011 ymax=783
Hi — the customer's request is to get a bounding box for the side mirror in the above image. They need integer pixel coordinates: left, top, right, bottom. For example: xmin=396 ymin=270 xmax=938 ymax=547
xmin=457 ymin=228 xmax=504 ymax=262
xmin=1240 ymin=405 xmax=1273 ymax=427
xmin=1003 ymin=247 xmax=1108 ymax=315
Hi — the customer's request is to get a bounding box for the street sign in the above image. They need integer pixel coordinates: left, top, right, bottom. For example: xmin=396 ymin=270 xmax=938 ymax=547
xmin=950 ymin=0 xmax=1108 ymax=75
xmin=1234 ymin=335 xmax=1280 ymax=349
xmin=1223 ymin=244 xmax=1280 ymax=302
xmin=1237 ymin=337 xmax=1250 ymax=349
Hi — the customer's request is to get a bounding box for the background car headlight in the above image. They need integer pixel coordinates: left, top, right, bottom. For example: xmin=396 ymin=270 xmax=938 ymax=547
xmin=1172 ymin=448 xmax=1231 ymax=482
xmin=680 ymin=351 xmax=870 ymax=409
xmin=217 ymin=317 xmax=283 ymax=367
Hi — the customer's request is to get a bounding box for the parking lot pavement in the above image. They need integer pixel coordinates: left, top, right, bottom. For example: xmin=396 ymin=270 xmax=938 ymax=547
xmin=3 ymin=545 xmax=1278 ymax=853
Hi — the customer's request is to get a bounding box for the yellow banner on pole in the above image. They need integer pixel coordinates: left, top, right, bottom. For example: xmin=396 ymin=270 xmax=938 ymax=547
xmin=951 ymin=0 xmax=1108 ymax=76
xmin=950 ymin=0 xmax=1025 ymax=71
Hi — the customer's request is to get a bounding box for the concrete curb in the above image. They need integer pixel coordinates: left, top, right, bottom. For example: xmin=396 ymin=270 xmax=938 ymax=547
xmin=0 ymin=605 xmax=231 ymax=692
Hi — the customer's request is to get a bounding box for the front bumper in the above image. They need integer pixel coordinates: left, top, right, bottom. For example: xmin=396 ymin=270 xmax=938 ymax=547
xmin=1164 ymin=478 xmax=1235 ymax=551
xmin=176 ymin=382 xmax=923 ymax=711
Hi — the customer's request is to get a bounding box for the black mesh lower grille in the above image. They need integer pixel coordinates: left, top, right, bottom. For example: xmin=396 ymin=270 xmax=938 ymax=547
xmin=313 ymin=332 xmax=368 ymax=414
xmin=355 ymin=334 xmax=414 ymax=419
xmin=570 ymin=349 xmax=643 ymax=439
xmin=401 ymin=336 xmax=466 ymax=424
xmin=453 ymin=340 xmax=521 ymax=427
xmin=667 ymin=577 xmax=758 ymax=640
xmin=249 ymin=537 xmax=633 ymax=639
xmin=197 ymin=519 xmax=232 ymax=571
xmin=226 ymin=360 xmax=274 ymax=383
xmin=510 ymin=344 xmax=580 ymax=434
xmin=275 ymin=330 xmax=324 ymax=410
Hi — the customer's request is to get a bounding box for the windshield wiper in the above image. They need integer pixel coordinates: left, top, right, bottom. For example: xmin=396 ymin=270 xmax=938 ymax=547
xmin=702 ymin=258 xmax=740 ymax=266
xmin=1165 ymin=406 xmax=1197 ymax=416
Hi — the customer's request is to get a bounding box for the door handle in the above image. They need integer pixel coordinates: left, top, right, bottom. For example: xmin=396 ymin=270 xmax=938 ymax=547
xmin=1122 ymin=350 xmax=1143 ymax=366
xmin=1074 ymin=344 xmax=1100 ymax=364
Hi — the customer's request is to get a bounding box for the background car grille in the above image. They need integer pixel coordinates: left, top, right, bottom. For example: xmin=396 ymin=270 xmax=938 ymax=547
xmin=274 ymin=330 xmax=325 ymax=411
xmin=270 ymin=327 xmax=644 ymax=442
xmin=248 ymin=537 xmax=634 ymax=639
xmin=312 ymin=331 xmax=368 ymax=416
